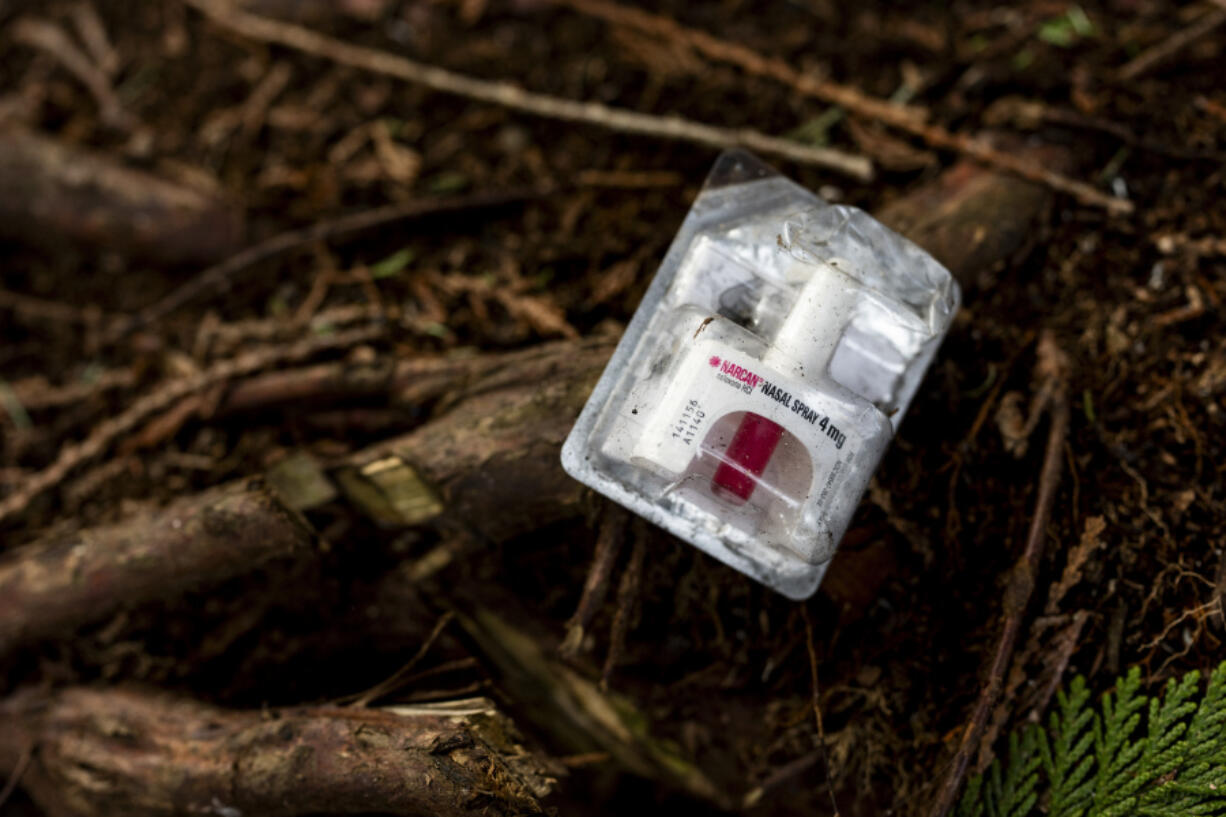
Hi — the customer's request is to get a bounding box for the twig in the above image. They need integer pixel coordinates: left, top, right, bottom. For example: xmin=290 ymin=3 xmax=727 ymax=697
xmin=109 ymin=188 xmax=539 ymax=340
xmin=803 ymin=606 xmax=842 ymax=817
xmin=742 ymin=749 xmax=821 ymax=809
xmin=601 ymin=522 xmax=645 ymax=689
xmin=9 ymin=367 xmax=139 ymax=412
xmin=556 ymin=0 xmax=1132 ymax=215
xmin=240 ymin=59 xmax=294 ymax=138
xmin=0 ymin=287 xmax=119 ymax=329
xmin=11 ymin=16 xmax=132 ymax=129
xmin=985 ymin=97 xmax=1226 ymax=162
xmin=1029 ymin=610 xmax=1089 ymax=720
xmin=69 ymin=2 xmax=121 ymax=77
xmin=348 ymin=612 xmax=456 ymax=707
xmin=575 ymin=168 xmax=683 ymax=188
xmin=183 ymin=0 xmax=873 ymax=180
xmin=1155 ymin=232 xmax=1226 ymax=257
xmin=195 ymin=303 xmax=383 ymax=358
xmin=0 ymin=325 xmax=383 ymax=527
xmin=927 ymin=331 xmax=1072 ymax=817
xmin=561 ymin=505 xmax=627 ymax=657
xmin=1117 ymin=3 xmax=1226 ymax=81
xmin=1199 ymin=93 xmax=1226 ymax=125
xmin=0 ymin=741 xmax=31 ymax=812
xmin=214 ymin=356 xmax=437 ymax=415
xmin=558 ymin=0 xmax=925 ymax=123
xmin=213 ymin=333 xmax=591 ymax=421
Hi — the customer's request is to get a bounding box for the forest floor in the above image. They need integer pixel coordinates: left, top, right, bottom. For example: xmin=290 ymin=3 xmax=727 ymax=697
xmin=1 ymin=1 xmax=1224 ymax=815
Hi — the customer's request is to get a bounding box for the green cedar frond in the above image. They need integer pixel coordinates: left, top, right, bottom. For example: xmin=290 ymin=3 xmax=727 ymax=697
xmin=1043 ymin=675 xmax=1096 ymax=817
xmin=1176 ymin=663 xmax=1226 ymax=791
xmin=1091 ymin=666 xmax=1147 ymax=817
xmin=957 ymin=662 xmax=1226 ymax=817
xmin=1000 ymin=726 xmax=1042 ymax=817
xmin=1139 ymin=663 xmax=1226 ymax=815
xmin=970 ymin=725 xmax=1042 ymax=817
xmin=957 ymin=775 xmax=987 ymax=817
xmin=1134 ymin=670 xmax=1200 ymax=809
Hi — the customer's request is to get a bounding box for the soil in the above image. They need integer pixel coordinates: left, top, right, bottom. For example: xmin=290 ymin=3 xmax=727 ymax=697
xmin=1 ymin=1 xmax=1224 ymax=815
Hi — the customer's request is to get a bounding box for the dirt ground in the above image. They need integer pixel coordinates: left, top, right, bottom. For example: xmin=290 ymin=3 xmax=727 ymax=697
xmin=1 ymin=1 xmax=1224 ymax=815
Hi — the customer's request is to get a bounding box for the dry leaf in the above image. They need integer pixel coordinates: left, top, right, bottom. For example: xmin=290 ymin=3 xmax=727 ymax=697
xmin=995 ymin=390 xmax=1029 ymax=456
xmin=587 ymin=256 xmax=640 ymax=307
xmin=1046 ymin=515 xmax=1107 ymax=614
xmin=371 ymin=120 xmax=421 ymax=187
xmin=496 ymin=291 xmax=579 ymax=339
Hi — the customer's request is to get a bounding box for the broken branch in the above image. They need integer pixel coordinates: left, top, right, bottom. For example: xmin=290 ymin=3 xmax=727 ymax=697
xmin=11 ymin=16 xmax=132 ymax=130
xmin=1116 ymin=3 xmax=1226 ymax=81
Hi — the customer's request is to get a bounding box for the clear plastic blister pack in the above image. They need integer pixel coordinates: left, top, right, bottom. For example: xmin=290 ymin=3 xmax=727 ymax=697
xmin=561 ymin=151 xmax=960 ymax=599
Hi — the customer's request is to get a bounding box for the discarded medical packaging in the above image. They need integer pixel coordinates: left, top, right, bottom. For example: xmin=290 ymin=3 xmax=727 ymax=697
xmin=561 ymin=151 xmax=960 ymax=599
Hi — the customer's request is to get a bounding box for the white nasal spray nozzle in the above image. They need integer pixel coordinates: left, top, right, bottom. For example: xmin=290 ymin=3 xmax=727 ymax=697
xmin=763 ymin=258 xmax=859 ymax=384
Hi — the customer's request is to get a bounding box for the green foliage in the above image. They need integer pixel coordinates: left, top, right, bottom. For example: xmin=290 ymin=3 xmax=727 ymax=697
xmin=370 ymin=247 xmax=416 ymax=279
xmin=1041 ymin=675 xmax=1095 ymax=817
xmin=958 ymin=663 xmax=1226 ymax=817
xmin=1037 ymin=6 xmax=1095 ymax=48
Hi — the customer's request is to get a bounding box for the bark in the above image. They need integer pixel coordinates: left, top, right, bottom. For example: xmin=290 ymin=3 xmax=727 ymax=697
xmin=0 ymin=126 xmax=243 ymax=264
xmin=0 ymin=478 xmax=314 ymax=656
xmin=336 ymin=336 xmax=614 ymax=540
xmin=0 ymin=686 xmax=553 ymax=817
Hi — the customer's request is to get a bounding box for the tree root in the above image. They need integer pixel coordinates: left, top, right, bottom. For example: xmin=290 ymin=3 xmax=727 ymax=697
xmin=0 ymin=478 xmax=314 ymax=657
xmin=0 ymin=125 xmax=242 ymax=264
xmin=0 ymin=685 xmax=553 ymax=817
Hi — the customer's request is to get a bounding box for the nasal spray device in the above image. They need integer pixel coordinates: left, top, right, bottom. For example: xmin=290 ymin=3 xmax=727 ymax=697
xmin=562 ymin=152 xmax=959 ymax=599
